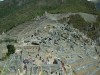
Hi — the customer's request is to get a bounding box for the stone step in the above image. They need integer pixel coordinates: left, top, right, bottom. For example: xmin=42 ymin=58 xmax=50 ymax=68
xmin=85 ymin=63 xmax=100 ymax=75
xmin=94 ymin=69 xmax=100 ymax=75
xmin=75 ymin=63 xmax=100 ymax=75
xmin=66 ymin=55 xmax=93 ymax=64
xmin=75 ymin=69 xmax=88 ymax=75
xmin=80 ymin=59 xmax=98 ymax=66
xmin=84 ymin=66 xmax=100 ymax=75
xmin=72 ymin=59 xmax=100 ymax=72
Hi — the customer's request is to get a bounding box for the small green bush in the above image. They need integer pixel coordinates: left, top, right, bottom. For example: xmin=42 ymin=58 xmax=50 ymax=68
xmin=6 ymin=45 xmax=15 ymax=56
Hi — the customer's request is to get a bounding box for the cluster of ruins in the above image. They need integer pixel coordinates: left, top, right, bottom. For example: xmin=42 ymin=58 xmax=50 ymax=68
xmin=0 ymin=12 xmax=100 ymax=75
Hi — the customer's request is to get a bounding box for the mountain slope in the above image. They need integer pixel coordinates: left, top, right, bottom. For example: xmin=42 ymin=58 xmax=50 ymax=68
xmin=0 ymin=0 xmax=97 ymax=34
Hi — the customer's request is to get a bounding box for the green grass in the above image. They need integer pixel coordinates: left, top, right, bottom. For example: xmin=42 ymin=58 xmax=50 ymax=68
xmin=0 ymin=66 xmax=3 ymax=74
xmin=0 ymin=55 xmax=8 ymax=61
xmin=64 ymin=14 xmax=100 ymax=40
xmin=69 ymin=14 xmax=89 ymax=30
xmin=0 ymin=38 xmax=17 ymax=44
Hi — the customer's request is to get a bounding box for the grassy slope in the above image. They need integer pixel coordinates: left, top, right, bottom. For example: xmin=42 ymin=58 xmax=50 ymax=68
xmin=0 ymin=0 xmax=100 ymax=34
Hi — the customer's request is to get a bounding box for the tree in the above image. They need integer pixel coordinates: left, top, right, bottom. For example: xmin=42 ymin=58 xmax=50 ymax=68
xmin=6 ymin=45 xmax=15 ymax=56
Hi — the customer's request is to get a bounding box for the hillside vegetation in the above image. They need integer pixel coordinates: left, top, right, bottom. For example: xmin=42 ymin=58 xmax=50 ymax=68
xmin=0 ymin=0 xmax=100 ymax=34
xmin=69 ymin=14 xmax=100 ymax=40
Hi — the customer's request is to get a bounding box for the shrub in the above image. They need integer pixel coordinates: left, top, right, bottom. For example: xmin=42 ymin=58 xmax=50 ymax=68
xmin=6 ymin=45 xmax=15 ymax=56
